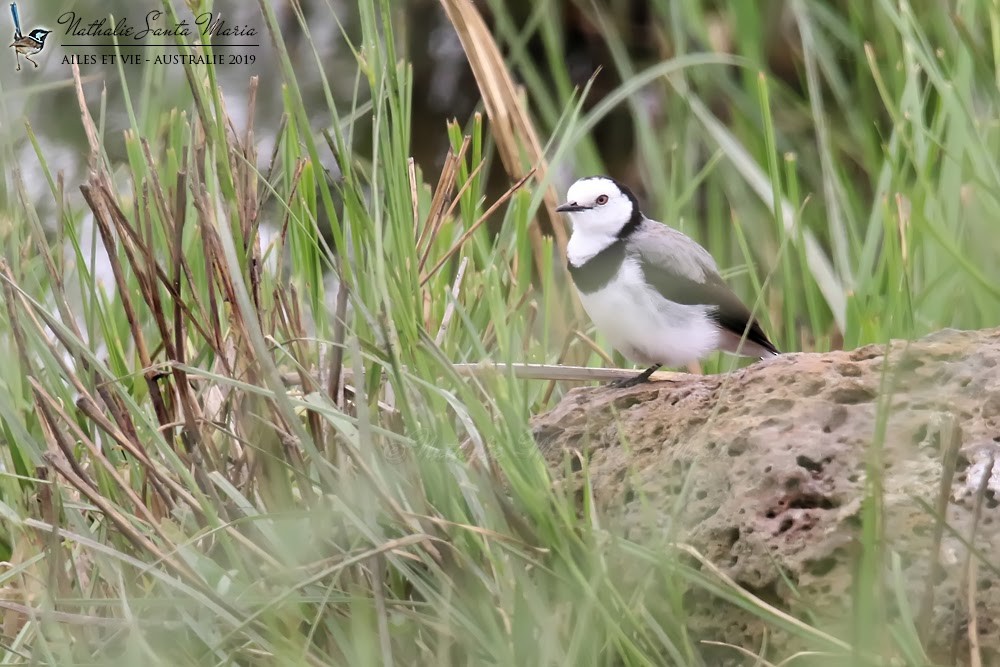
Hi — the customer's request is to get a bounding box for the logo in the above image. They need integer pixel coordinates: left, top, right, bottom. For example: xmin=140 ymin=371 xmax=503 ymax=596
xmin=8 ymin=2 xmax=50 ymax=71
xmin=6 ymin=3 xmax=260 ymax=72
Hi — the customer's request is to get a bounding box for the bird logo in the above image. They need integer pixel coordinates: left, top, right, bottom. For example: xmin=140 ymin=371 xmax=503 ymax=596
xmin=9 ymin=2 xmax=51 ymax=71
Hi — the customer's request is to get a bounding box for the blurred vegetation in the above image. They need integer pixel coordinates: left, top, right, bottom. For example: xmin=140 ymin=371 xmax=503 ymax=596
xmin=1 ymin=0 xmax=999 ymax=665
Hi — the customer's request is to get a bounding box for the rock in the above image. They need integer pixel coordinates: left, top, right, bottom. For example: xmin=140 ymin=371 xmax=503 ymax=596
xmin=531 ymin=327 xmax=1000 ymax=664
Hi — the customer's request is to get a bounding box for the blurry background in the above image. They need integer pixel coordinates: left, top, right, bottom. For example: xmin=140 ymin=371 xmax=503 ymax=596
xmin=2 ymin=1 xmax=1000 ymax=665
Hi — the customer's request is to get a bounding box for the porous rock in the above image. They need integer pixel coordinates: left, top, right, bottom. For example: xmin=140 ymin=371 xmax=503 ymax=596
xmin=532 ymin=327 xmax=1000 ymax=664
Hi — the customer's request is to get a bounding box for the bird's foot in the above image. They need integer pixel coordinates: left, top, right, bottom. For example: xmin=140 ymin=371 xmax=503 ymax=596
xmin=607 ymin=364 xmax=662 ymax=389
xmin=607 ymin=375 xmax=648 ymax=389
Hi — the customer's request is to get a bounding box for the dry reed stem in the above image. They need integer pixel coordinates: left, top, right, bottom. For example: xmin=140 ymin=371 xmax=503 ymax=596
xmin=955 ymin=454 xmax=993 ymax=666
xmin=416 ymin=135 xmax=470 ymax=264
xmin=917 ymin=414 xmax=962 ymax=636
xmin=420 ymin=168 xmax=535 ymax=286
xmin=277 ymin=362 xmax=680 ymax=385
xmin=437 ymin=0 xmax=569 ymax=272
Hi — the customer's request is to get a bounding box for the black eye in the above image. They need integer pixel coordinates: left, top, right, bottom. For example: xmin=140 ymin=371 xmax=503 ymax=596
xmin=596 ymin=194 xmax=609 ymax=205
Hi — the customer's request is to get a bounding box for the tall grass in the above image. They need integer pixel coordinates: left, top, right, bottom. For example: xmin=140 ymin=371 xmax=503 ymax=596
xmin=0 ymin=0 xmax=998 ymax=664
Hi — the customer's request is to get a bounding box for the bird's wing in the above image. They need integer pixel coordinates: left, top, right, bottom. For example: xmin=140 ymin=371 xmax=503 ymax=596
xmin=631 ymin=221 xmax=779 ymax=355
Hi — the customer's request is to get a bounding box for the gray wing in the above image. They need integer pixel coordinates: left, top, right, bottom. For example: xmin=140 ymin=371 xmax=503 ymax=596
xmin=630 ymin=221 xmax=779 ymax=355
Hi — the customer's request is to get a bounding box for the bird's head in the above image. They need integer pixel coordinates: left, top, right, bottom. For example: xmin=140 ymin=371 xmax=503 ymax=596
xmin=28 ymin=28 xmax=51 ymax=43
xmin=556 ymin=176 xmax=642 ymax=238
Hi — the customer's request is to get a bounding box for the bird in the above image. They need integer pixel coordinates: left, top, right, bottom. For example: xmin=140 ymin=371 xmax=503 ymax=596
xmin=9 ymin=3 xmax=49 ymax=71
xmin=9 ymin=27 xmax=50 ymax=70
xmin=556 ymin=175 xmax=780 ymax=389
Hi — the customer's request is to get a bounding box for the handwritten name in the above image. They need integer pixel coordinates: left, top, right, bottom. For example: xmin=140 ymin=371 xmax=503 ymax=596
xmin=56 ymin=11 xmax=257 ymax=40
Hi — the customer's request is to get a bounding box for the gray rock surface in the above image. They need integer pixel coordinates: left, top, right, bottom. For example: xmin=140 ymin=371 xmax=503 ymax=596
xmin=532 ymin=327 xmax=1000 ymax=665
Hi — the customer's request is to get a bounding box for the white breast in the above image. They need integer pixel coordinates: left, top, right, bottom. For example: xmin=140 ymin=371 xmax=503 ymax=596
xmin=577 ymin=258 xmax=722 ymax=367
xmin=567 ymin=231 xmax=616 ymax=267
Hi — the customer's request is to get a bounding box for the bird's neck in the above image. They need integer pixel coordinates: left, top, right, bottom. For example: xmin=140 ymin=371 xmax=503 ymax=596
xmin=567 ymin=231 xmax=620 ymax=267
xmin=567 ymin=217 xmax=642 ymax=267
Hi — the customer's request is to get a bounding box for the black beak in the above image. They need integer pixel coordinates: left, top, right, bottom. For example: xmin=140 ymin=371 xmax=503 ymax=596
xmin=555 ymin=202 xmax=588 ymax=213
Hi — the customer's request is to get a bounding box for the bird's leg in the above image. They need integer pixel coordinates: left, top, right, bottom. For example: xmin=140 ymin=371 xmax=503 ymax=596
xmin=15 ymin=53 xmax=21 ymax=71
xmin=608 ymin=364 xmax=662 ymax=389
xmin=26 ymin=53 xmax=37 ymax=68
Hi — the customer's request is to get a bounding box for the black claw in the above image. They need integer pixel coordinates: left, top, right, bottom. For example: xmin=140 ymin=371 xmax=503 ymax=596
xmin=607 ymin=364 xmax=662 ymax=389
xmin=607 ymin=376 xmax=645 ymax=389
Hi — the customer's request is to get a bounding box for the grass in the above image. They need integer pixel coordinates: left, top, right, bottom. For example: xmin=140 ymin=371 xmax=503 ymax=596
xmin=1 ymin=0 xmax=999 ymax=664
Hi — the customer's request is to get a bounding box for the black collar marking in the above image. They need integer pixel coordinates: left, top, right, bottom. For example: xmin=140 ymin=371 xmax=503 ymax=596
xmin=567 ymin=238 xmax=627 ymax=293
xmin=609 ymin=177 xmax=644 ymax=234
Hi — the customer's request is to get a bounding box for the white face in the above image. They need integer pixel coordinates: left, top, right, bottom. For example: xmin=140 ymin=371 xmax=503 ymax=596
xmin=556 ymin=177 xmax=637 ymax=238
